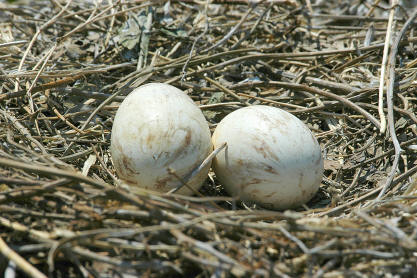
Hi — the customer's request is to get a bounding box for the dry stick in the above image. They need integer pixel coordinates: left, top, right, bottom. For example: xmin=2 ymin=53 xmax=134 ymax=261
xmin=234 ymin=81 xmax=381 ymax=130
xmin=0 ymin=157 xmax=112 ymax=191
xmin=6 ymin=36 xmax=416 ymax=95
xmin=0 ymin=74 xmax=85 ymax=101
xmin=0 ymin=60 xmax=134 ymax=100
xmin=51 ymin=0 xmax=103 ymax=33
xmin=259 ymin=61 xmax=360 ymax=94
xmin=318 ymin=164 xmax=417 ymax=217
xmin=375 ymin=8 xmax=417 ymax=201
xmin=0 ymin=178 xmax=70 ymax=204
xmin=59 ymin=0 xmax=119 ymax=41
xmin=366 ymin=0 xmax=383 ymax=17
xmin=91 ymin=145 xmax=118 ymax=183
xmin=172 ymin=0 xmax=296 ymax=4
xmin=168 ymin=142 xmax=227 ymax=194
xmin=181 ymin=0 xmax=209 ymax=82
xmin=25 ymin=43 xmax=57 ymax=119
xmin=137 ymin=6 xmax=153 ymax=71
xmin=81 ymin=1 xmax=154 ymax=23
xmin=2 ymin=110 xmax=44 ymax=153
xmin=0 ymin=236 xmax=47 ymax=278
xmin=16 ymin=0 xmax=72 ymax=90
xmin=2 ymin=109 xmax=66 ymax=166
xmin=199 ymin=102 xmax=242 ymax=109
xmin=311 ymin=13 xmax=403 ymax=22
xmin=203 ymin=75 xmax=242 ymax=102
xmin=349 ymin=137 xmax=417 ymax=169
xmin=25 ymin=44 xmax=57 ymax=99
xmin=278 ymin=226 xmax=310 ymax=254
xmin=170 ymin=229 xmax=245 ymax=269
xmin=238 ymin=93 xmax=306 ymax=109
xmin=104 ymin=0 xmax=118 ymax=48
xmin=318 ymin=186 xmax=383 ymax=217
xmin=0 ymin=40 xmax=27 ymax=48
xmin=46 ymin=212 xmax=252 ymax=272
xmin=231 ymin=3 xmax=271 ymax=50
xmin=49 ymin=101 xmax=84 ymax=134
xmin=377 ymin=0 xmax=398 ymax=134
xmin=340 ymin=168 xmax=362 ymax=198
xmin=0 ymin=216 xmax=52 ymax=241
xmin=185 ymin=39 xmax=408 ymax=79
xmin=202 ymin=3 xmax=256 ymax=53
xmin=357 ymin=102 xmax=417 ymax=125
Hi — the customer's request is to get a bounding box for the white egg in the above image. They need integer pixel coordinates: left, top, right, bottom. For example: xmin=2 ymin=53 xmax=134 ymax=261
xmin=111 ymin=83 xmax=212 ymax=195
xmin=212 ymin=105 xmax=323 ymax=210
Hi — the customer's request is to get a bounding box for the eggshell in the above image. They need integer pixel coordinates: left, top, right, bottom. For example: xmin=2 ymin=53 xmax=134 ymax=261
xmin=212 ymin=105 xmax=323 ymax=210
xmin=111 ymin=83 xmax=212 ymax=195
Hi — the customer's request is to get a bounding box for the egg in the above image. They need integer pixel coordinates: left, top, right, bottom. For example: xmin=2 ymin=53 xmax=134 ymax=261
xmin=111 ymin=83 xmax=212 ymax=195
xmin=212 ymin=105 xmax=323 ymax=210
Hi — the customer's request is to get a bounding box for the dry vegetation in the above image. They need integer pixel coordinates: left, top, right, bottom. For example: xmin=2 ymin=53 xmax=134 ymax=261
xmin=1 ymin=0 xmax=417 ymax=277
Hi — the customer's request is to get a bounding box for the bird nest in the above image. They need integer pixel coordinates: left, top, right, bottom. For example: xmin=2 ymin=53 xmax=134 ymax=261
xmin=1 ymin=0 xmax=417 ymax=277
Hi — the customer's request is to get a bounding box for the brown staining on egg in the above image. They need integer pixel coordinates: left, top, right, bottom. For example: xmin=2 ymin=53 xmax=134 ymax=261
xmin=251 ymin=189 xmax=260 ymax=195
xmin=145 ymin=132 xmax=156 ymax=146
xmin=254 ymin=143 xmax=280 ymax=163
xmin=241 ymin=178 xmax=262 ymax=189
xmin=264 ymin=165 xmax=278 ymax=175
xmin=184 ymin=129 xmax=192 ymax=145
xmin=125 ymin=157 xmax=137 ymax=176
xmin=154 ymin=176 xmax=173 ymax=191
xmin=256 ymin=109 xmax=288 ymax=131
xmin=162 ymin=128 xmax=193 ymax=167
xmin=123 ymin=178 xmax=139 ymax=185
xmin=114 ymin=158 xmax=126 ymax=177
xmin=314 ymin=155 xmax=323 ymax=167
xmin=301 ymin=189 xmax=307 ymax=196
xmin=112 ymin=139 xmax=139 ymax=179
xmin=261 ymin=203 xmax=275 ymax=210
xmin=297 ymin=173 xmax=304 ymax=189
xmin=236 ymin=158 xmax=244 ymax=166
xmin=264 ymin=191 xmax=276 ymax=198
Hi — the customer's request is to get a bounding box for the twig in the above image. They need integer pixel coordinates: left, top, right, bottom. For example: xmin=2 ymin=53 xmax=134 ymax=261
xmin=203 ymin=75 xmax=242 ymax=102
xmin=137 ymin=6 xmax=153 ymax=70
xmin=375 ymin=7 xmax=417 ymax=201
xmin=0 ymin=40 xmax=27 ymax=48
xmin=168 ymin=142 xmax=227 ymax=194
xmin=26 ymin=43 xmax=57 ymax=114
xmin=231 ymin=81 xmax=381 ymax=130
xmin=202 ymin=3 xmax=256 ymax=53
xmin=377 ymin=0 xmax=398 ymax=134
xmin=181 ymin=0 xmax=209 ymax=81
xmin=0 ymin=236 xmax=47 ymax=278
xmin=0 ymin=178 xmax=70 ymax=204
xmin=0 ymin=157 xmax=112 ymax=190
xmin=16 ymin=0 xmax=73 ymax=90
xmin=59 ymin=0 xmax=119 ymax=41
xmin=231 ymin=3 xmax=271 ymax=49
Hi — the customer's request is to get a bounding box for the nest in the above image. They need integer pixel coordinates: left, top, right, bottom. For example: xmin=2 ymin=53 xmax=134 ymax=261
xmin=1 ymin=0 xmax=417 ymax=277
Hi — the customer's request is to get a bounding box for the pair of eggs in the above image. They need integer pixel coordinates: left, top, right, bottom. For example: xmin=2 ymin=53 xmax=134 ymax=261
xmin=110 ymin=83 xmax=323 ymax=210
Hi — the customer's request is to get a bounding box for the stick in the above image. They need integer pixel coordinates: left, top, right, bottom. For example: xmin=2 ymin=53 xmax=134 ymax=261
xmin=0 ymin=236 xmax=47 ymax=278
xmin=377 ymin=0 xmax=398 ymax=133
xmin=376 ymin=7 xmax=417 ymax=200
xmin=167 ymin=142 xmax=227 ymax=194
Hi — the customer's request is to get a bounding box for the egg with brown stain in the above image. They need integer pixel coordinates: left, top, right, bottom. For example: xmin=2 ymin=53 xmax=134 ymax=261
xmin=111 ymin=83 xmax=212 ymax=195
xmin=212 ymin=105 xmax=323 ymax=210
